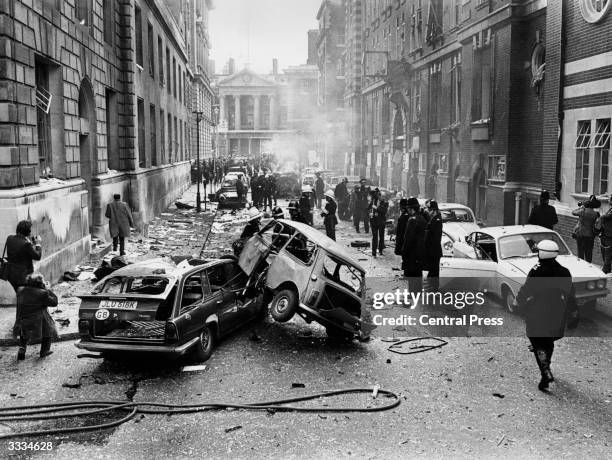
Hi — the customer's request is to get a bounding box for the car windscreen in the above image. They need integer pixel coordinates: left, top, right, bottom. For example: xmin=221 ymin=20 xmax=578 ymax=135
xmin=93 ymin=276 xmax=171 ymax=295
xmin=499 ymin=233 xmax=570 ymax=259
xmin=441 ymin=208 xmax=474 ymax=223
xmin=322 ymin=255 xmax=364 ymax=294
xmin=260 ymin=221 xmax=295 ymax=251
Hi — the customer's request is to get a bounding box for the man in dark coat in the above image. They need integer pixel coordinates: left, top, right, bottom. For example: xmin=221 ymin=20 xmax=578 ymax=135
xmin=235 ymin=177 xmax=246 ymax=201
xmin=394 ymin=199 xmax=409 ymax=258
xmin=528 ymin=190 xmax=558 ymax=230
xmin=515 ymin=239 xmax=576 ymax=392
xmin=369 ymin=189 xmax=389 ymax=257
xmin=299 ymin=188 xmax=314 ymax=226
xmin=596 ymin=206 xmax=612 ymax=273
xmin=314 ymin=172 xmax=325 ymax=209
xmin=424 ymin=200 xmax=443 ymax=291
xmin=334 ymin=178 xmax=350 ymax=220
xmin=321 ymin=191 xmax=338 ymax=241
xmin=105 ymin=194 xmax=134 ymax=256
xmin=263 ymin=174 xmax=276 ymax=211
xmin=401 ymin=197 xmax=427 ymax=294
xmin=4 ymin=220 xmax=42 ymax=290
xmin=13 ymin=273 xmax=58 ymax=360
xmin=353 ymin=179 xmax=371 ymax=233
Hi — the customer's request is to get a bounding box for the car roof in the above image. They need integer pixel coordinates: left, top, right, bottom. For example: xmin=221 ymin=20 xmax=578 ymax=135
xmin=473 ymin=225 xmax=559 ymax=238
xmin=105 ymin=258 xmax=228 ymax=279
xmin=276 ymin=219 xmax=365 ymax=272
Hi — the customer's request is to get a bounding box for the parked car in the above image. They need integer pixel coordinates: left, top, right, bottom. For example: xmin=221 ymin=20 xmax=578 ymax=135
xmin=209 ymin=175 xmax=247 ymax=209
xmin=239 ymin=219 xmax=366 ymax=340
xmin=76 ymin=258 xmax=264 ymax=361
xmin=441 ymin=225 xmax=608 ymax=312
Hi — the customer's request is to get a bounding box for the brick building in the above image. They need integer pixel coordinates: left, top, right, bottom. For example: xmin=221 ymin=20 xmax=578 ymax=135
xmin=0 ymin=0 xmax=202 ymax=282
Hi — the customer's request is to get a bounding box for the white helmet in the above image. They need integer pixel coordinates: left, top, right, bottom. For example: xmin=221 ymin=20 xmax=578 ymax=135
xmin=537 ymin=240 xmax=559 ymax=260
xmin=324 ymin=190 xmax=335 ymax=199
xmin=247 ymin=207 xmax=263 ymax=221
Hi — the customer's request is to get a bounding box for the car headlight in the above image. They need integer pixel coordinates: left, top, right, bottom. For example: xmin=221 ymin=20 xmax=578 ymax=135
xmin=443 ymin=241 xmax=453 ymax=251
xmin=597 ymin=279 xmax=607 ymax=289
xmin=586 ymin=280 xmax=596 ymax=290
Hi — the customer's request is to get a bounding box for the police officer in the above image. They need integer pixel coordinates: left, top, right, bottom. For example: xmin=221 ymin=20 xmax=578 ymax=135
xmin=514 ymin=240 xmax=578 ymax=392
xmin=314 ymin=172 xmax=325 ymax=209
xmin=353 ymin=178 xmax=371 ymax=233
xmin=369 ymin=189 xmax=389 ymax=257
xmin=299 ymin=187 xmax=314 ymax=226
xmin=334 ymin=178 xmax=349 ymax=220
xmin=528 ymin=190 xmax=559 ymax=230
xmin=424 ymin=200 xmax=443 ymax=291
xmin=596 ymin=205 xmax=612 ymax=273
xmin=401 ymin=197 xmax=427 ymax=294
xmin=264 ymin=174 xmax=276 ymax=211
xmin=321 ymin=190 xmax=338 ymax=241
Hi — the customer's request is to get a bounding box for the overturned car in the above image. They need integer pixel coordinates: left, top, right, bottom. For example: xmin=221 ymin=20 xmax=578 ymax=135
xmin=239 ymin=219 xmax=365 ymax=340
xmin=76 ymin=258 xmax=264 ymax=361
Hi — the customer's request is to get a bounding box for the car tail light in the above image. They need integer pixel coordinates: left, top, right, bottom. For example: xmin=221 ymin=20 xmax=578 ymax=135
xmin=586 ymin=281 xmax=596 ymax=290
xmin=165 ymin=322 xmax=179 ymax=342
xmin=78 ymin=320 xmax=90 ymax=336
xmin=597 ymin=279 xmax=607 ymax=289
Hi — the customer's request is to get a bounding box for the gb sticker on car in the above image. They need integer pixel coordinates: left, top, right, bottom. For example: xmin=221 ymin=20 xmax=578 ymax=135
xmin=95 ymin=309 xmax=110 ymax=321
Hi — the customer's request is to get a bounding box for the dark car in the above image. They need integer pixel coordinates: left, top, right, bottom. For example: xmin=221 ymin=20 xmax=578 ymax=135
xmin=76 ymin=258 xmax=264 ymax=362
xmin=209 ymin=175 xmax=247 ymax=209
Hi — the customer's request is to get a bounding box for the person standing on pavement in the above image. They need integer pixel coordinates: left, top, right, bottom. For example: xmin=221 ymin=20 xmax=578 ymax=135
xmin=571 ymin=195 xmax=601 ymax=263
xmin=334 ymin=178 xmax=349 ymax=221
xmin=424 ymin=200 xmax=443 ymax=291
xmin=105 ymin=194 xmax=134 ymax=256
xmin=528 ymin=190 xmax=558 ymax=230
xmin=595 ymin=204 xmax=612 ymax=273
xmin=321 ymin=190 xmax=338 ymax=241
xmin=394 ymin=199 xmax=409 ymax=259
xmin=514 ymin=240 xmax=577 ymax=392
xmin=369 ymin=189 xmax=389 ymax=257
xmin=401 ymin=197 xmax=427 ymax=294
xmin=353 ymin=178 xmax=371 ymax=233
xmin=13 ymin=273 xmax=58 ymax=360
xmin=3 ymin=220 xmax=42 ymax=291
xmin=425 ymin=165 xmax=438 ymax=200
xmin=314 ymin=172 xmax=325 ymax=210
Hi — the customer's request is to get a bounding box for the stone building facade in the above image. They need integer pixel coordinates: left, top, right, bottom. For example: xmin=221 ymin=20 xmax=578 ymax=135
xmin=0 ymin=0 xmax=198 ymax=282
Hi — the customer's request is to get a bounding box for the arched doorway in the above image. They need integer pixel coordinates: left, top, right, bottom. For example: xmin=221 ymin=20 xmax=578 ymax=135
xmin=78 ymin=78 xmax=96 ymax=231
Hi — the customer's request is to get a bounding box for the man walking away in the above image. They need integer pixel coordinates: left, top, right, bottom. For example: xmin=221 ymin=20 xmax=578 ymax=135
xmin=514 ymin=240 xmax=577 ymax=392
xmin=334 ymin=178 xmax=349 ymax=220
xmin=424 ymin=200 xmax=443 ymax=291
xmin=105 ymin=194 xmax=134 ymax=256
xmin=401 ymin=197 xmax=427 ymax=294
xmin=571 ymin=194 xmax=601 ymax=262
xmin=369 ymin=189 xmax=389 ymax=257
xmin=4 ymin=220 xmax=42 ymax=291
xmin=528 ymin=190 xmax=558 ymax=230
xmin=353 ymin=178 xmax=370 ymax=233
xmin=321 ymin=190 xmax=338 ymax=241
xmin=314 ymin=172 xmax=325 ymax=210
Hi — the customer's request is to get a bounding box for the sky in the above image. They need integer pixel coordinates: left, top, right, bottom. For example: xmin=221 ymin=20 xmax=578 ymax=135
xmin=209 ymin=0 xmax=321 ymax=75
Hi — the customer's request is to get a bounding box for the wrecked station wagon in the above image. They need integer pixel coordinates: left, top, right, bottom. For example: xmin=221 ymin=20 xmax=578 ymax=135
xmin=76 ymin=258 xmax=264 ymax=361
xmin=239 ymin=219 xmax=366 ymax=340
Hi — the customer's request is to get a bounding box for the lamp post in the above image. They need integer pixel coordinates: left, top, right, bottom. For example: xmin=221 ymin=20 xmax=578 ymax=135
xmin=194 ymin=111 xmax=203 ymax=212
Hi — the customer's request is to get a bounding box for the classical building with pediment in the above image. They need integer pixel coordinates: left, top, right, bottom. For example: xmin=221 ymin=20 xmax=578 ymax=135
xmin=215 ymin=65 xmax=295 ymax=160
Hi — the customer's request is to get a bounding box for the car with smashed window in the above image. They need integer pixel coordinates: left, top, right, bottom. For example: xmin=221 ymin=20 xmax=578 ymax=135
xmin=239 ymin=219 xmax=365 ymax=340
xmin=441 ymin=225 xmax=608 ymax=312
xmin=76 ymin=258 xmax=264 ymax=361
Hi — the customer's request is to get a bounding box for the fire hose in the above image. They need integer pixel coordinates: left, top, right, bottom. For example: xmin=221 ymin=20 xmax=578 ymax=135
xmin=0 ymin=388 xmax=400 ymax=440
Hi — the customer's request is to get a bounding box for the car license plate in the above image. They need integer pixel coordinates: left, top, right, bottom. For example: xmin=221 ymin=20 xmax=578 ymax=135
xmin=99 ymin=300 xmax=138 ymax=310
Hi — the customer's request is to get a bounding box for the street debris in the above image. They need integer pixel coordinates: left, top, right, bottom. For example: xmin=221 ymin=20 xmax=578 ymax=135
xmin=291 ymin=383 xmax=306 ymax=388
xmin=224 ymin=426 xmax=243 ymax=433
xmin=492 ymin=393 xmax=505 ymax=399
xmin=387 ymin=337 xmax=448 ymax=355
xmin=181 ymin=365 xmax=207 ymax=372
xmin=372 ymin=385 xmax=380 ymax=399
xmin=497 ymin=434 xmax=506 ymax=446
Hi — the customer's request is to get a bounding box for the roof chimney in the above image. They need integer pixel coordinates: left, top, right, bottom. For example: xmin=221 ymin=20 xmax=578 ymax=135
xmin=272 ymin=58 xmax=278 ymax=76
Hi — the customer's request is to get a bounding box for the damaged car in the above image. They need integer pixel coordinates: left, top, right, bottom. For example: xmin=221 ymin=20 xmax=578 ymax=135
xmin=239 ymin=219 xmax=365 ymax=340
xmin=209 ymin=175 xmax=247 ymax=209
xmin=76 ymin=258 xmax=264 ymax=361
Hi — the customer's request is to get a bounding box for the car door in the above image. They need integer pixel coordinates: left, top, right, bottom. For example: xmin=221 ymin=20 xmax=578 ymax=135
xmin=440 ymin=232 xmax=498 ymax=293
xmin=174 ymin=268 xmax=214 ymax=342
xmin=205 ymin=263 xmax=241 ymax=335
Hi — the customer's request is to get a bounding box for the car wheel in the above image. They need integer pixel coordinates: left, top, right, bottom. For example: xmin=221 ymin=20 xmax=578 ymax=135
xmin=270 ymin=289 xmax=298 ymax=322
xmin=504 ymin=288 xmax=518 ymax=314
xmin=191 ymin=324 xmax=215 ymax=362
xmin=325 ymin=326 xmax=354 ymax=342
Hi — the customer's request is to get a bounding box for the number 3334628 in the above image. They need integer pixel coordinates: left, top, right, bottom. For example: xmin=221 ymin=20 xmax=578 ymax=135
xmin=8 ymin=442 xmax=53 ymax=450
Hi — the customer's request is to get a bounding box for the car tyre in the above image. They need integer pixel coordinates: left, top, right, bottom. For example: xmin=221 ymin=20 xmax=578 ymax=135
xmin=504 ymin=287 xmax=518 ymax=314
xmin=191 ymin=324 xmax=215 ymax=362
xmin=270 ymin=289 xmax=298 ymax=323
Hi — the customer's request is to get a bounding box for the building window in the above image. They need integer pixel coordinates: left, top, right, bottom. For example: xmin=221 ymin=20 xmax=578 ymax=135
xmin=419 ymin=151 xmax=427 ymax=172
xmin=575 ymin=121 xmax=591 ymax=193
xmin=450 ymin=53 xmax=462 ymax=125
xmin=174 ymin=117 xmax=178 ymax=160
xmin=593 ymin=119 xmax=611 ymax=194
xmin=166 ymin=48 xmax=171 ymax=94
xmin=437 ymin=154 xmax=449 ymax=174
xmin=76 ymin=0 xmax=91 ymax=26
xmin=428 ymin=62 xmax=441 ymax=130
xmin=471 ymin=33 xmax=493 ymax=122
xmin=158 ymin=37 xmax=164 ymax=85
xmin=135 ymin=5 xmax=143 ymax=67
xmin=147 ymin=23 xmax=154 ymax=78
xmin=160 ymin=109 xmax=165 ymax=163
xmin=35 ymin=60 xmax=52 ymax=178
xmin=168 ymin=113 xmax=173 ymax=162
xmin=173 ymin=58 xmax=177 ymax=97
xmin=103 ymin=0 xmax=114 ymax=45
xmin=137 ymin=98 xmax=145 ymax=167
xmin=412 ymin=72 xmax=422 ymax=125
xmin=150 ymin=104 xmax=157 ymax=166
xmin=488 ymin=156 xmax=505 ymax=181
xmin=579 ymin=0 xmax=611 ymax=23
xmin=106 ymin=89 xmax=119 ymax=170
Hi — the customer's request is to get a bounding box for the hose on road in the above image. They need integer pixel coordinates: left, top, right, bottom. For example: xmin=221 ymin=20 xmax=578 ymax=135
xmin=0 ymin=387 xmax=401 ymax=440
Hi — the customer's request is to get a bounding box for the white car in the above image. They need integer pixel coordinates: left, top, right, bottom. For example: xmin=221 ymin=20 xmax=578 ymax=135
xmin=440 ymin=225 xmax=608 ymax=312
xmin=418 ymin=202 xmax=481 ymax=256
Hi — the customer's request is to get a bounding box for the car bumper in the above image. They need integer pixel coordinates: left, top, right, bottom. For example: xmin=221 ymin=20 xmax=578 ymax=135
xmin=574 ymin=288 xmax=608 ymax=304
xmin=75 ymin=337 xmax=199 ymax=356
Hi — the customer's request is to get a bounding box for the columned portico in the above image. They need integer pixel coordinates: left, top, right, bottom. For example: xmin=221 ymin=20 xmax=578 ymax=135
xmin=254 ymin=95 xmax=261 ymax=130
xmin=234 ymin=95 xmax=241 ymax=130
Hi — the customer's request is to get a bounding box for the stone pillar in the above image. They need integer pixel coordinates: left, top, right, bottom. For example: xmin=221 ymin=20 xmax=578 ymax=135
xmin=234 ymin=95 xmax=241 ymax=130
xmin=254 ymin=95 xmax=261 ymax=130
xmin=269 ymin=94 xmax=277 ymax=130
xmin=219 ymin=95 xmax=226 ymax=123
